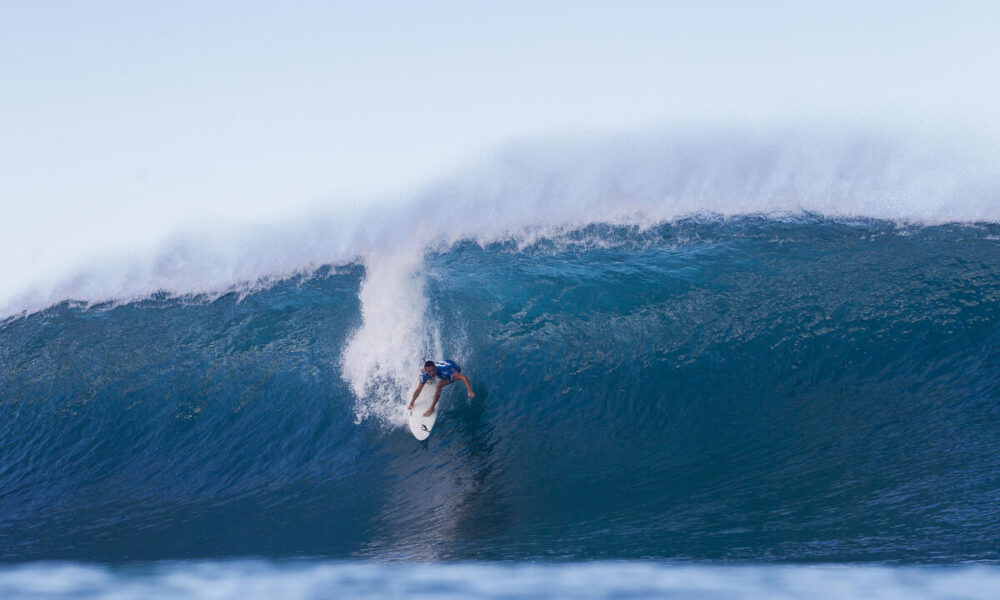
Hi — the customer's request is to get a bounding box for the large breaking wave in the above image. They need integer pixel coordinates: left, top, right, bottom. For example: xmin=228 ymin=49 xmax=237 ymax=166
xmin=3 ymin=216 xmax=1000 ymax=561
xmin=2 ymin=126 xmax=1000 ymax=562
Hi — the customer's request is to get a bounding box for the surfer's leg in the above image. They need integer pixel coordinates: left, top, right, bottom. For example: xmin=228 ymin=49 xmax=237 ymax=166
xmin=454 ymin=373 xmax=475 ymax=398
xmin=425 ymin=379 xmax=452 ymax=416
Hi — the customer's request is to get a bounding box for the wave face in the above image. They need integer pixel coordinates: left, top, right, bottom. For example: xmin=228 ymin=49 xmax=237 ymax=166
xmin=3 ymin=218 xmax=1000 ymax=562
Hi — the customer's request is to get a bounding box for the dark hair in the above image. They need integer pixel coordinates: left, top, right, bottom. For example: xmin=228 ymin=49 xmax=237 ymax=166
xmin=424 ymin=360 xmax=436 ymax=368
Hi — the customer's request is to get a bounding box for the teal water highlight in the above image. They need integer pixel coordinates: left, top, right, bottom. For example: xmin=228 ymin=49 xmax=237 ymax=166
xmin=2 ymin=218 xmax=999 ymax=563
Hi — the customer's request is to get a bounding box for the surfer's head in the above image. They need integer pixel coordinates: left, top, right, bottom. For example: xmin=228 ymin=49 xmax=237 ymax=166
xmin=423 ymin=360 xmax=436 ymax=375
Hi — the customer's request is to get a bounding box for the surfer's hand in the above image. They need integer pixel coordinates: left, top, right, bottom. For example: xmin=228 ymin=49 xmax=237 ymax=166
xmin=407 ymin=402 xmax=414 ymax=410
xmin=423 ymin=408 xmax=434 ymax=417
xmin=468 ymin=391 xmax=475 ymax=398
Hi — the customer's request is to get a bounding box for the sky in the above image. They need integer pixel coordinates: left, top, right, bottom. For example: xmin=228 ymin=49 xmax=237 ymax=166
xmin=2 ymin=0 xmax=999 ymax=304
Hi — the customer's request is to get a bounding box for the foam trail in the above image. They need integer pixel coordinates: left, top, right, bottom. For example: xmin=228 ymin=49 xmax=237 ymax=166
xmin=341 ymin=249 xmax=442 ymax=425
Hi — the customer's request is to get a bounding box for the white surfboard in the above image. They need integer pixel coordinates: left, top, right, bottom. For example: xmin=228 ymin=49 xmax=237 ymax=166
xmin=407 ymin=383 xmax=439 ymax=440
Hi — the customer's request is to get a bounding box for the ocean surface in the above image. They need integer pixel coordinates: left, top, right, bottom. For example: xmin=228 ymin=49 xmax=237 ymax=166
xmin=3 ymin=131 xmax=1000 ymax=597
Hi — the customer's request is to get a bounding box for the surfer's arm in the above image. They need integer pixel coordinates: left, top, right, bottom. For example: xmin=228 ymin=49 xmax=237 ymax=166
xmin=407 ymin=382 xmax=425 ymax=409
xmin=454 ymin=373 xmax=475 ymax=398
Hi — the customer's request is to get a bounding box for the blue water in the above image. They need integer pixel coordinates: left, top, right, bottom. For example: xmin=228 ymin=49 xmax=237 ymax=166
xmin=3 ymin=217 xmax=1000 ymax=596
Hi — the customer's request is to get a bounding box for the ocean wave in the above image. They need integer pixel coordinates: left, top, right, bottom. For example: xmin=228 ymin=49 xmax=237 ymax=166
xmin=2 ymin=220 xmax=999 ymax=562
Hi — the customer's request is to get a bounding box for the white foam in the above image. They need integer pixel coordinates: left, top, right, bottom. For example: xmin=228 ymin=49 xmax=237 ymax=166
xmin=2 ymin=561 xmax=1000 ymax=600
xmin=340 ymin=249 xmax=442 ymax=426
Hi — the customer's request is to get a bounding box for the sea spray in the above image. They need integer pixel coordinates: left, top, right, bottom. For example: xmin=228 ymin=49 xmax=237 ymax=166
xmin=341 ymin=249 xmax=443 ymax=425
xmin=3 ymin=126 xmax=999 ymax=320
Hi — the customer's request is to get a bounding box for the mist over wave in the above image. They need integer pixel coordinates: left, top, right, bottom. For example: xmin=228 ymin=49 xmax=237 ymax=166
xmin=4 ymin=124 xmax=998 ymax=321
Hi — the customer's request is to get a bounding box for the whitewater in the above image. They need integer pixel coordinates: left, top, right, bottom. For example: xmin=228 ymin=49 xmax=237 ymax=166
xmin=3 ymin=127 xmax=1000 ymax=597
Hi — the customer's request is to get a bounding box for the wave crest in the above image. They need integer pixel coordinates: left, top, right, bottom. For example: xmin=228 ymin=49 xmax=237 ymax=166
xmin=4 ymin=125 xmax=998 ymax=319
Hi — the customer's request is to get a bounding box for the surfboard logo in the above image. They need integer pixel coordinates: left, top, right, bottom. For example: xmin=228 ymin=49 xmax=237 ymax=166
xmin=421 ymin=424 xmax=429 ymax=432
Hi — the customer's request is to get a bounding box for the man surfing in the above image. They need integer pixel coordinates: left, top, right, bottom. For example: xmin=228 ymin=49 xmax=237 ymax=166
xmin=407 ymin=360 xmax=475 ymax=417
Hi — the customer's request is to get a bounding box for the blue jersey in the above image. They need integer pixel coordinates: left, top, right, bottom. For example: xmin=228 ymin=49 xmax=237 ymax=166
xmin=420 ymin=360 xmax=461 ymax=384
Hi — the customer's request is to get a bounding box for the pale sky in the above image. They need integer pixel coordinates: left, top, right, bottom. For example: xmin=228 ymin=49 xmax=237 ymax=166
xmin=2 ymin=0 xmax=999 ymax=304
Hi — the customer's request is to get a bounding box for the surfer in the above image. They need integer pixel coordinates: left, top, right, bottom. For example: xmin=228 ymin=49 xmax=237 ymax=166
xmin=407 ymin=360 xmax=475 ymax=417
